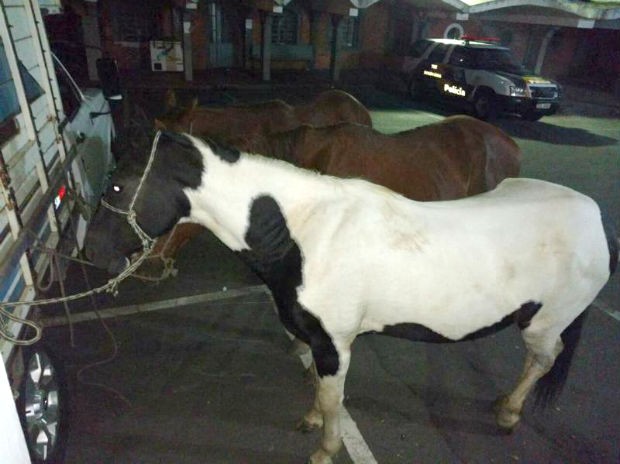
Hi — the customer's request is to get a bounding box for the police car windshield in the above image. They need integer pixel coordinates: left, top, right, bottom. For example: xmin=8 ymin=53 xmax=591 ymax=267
xmin=473 ymin=48 xmax=526 ymax=74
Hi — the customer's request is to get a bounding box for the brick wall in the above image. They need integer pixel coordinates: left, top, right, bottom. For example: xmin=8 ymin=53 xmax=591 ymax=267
xmin=95 ymin=0 xmax=590 ymax=85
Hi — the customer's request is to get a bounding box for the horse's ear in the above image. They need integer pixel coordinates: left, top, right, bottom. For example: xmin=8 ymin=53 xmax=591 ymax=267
xmin=164 ymin=89 xmax=178 ymax=110
xmin=154 ymin=118 xmax=167 ymax=130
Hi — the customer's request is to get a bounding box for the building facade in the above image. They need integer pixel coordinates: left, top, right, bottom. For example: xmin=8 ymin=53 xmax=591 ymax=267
xmin=51 ymin=0 xmax=620 ymax=93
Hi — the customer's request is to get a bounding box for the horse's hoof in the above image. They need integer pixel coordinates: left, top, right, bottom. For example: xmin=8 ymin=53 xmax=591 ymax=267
xmin=296 ymin=419 xmax=321 ymax=434
xmin=494 ymin=395 xmax=520 ymax=431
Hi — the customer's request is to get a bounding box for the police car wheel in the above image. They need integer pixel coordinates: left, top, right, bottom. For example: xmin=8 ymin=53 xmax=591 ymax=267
xmin=17 ymin=345 xmax=69 ymax=464
xmin=472 ymin=91 xmax=496 ymax=120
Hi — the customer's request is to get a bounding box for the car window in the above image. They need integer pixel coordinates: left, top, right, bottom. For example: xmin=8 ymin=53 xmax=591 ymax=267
xmin=408 ymin=40 xmax=432 ymax=58
xmin=1 ymin=41 xmax=44 ymax=144
xmin=448 ymin=47 xmax=475 ymax=67
xmin=427 ymin=43 xmax=448 ymax=63
xmin=473 ymin=48 xmax=526 ymax=74
xmin=52 ymin=57 xmax=81 ymax=121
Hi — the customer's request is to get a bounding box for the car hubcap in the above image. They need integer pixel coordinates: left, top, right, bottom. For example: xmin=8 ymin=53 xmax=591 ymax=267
xmin=24 ymin=351 xmax=60 ymax=460
xmin=476 ymin=97 xmax=489 ymax=116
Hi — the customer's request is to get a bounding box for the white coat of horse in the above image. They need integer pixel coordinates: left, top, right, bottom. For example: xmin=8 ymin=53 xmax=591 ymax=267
xmin=85 ymin=132 xmax=618 ymax=464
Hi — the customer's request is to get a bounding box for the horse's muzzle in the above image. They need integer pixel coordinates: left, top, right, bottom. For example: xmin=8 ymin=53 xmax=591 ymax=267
xmin=85 ymin=246 xmax=130 ymax=275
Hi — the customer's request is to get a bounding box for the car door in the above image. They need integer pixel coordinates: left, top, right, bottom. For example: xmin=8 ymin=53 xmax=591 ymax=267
xmin=418 ymin=43 xmax=450 ymax=93
xmin=402 ymin=39 xmax=435 ymax=77
xmin=52 ymin=55 xmax=115 ymax=245
xmin=441 ymin=45 xmax=475 ymax=101
xmin=53 ymin=55 xmax=114 ymax=207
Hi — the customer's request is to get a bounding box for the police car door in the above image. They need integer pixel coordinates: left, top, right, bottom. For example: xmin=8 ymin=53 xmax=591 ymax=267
xmin=420 ymin=43 xmax=450 ymax=94
xmin=441 ymin=46 xmax=472 ymax=102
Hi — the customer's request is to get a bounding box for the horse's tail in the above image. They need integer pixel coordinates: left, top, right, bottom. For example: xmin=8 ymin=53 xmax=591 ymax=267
xmin=601 ymin=209 xmax=619 ymax=276
xmin=534 ymin=310 xmax=589 ymax=408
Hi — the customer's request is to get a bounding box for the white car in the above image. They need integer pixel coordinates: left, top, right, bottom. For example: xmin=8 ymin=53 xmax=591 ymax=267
xmin=51 ymin=53 xmax=117 ymax=241
xmin=1 ymin=50 xmax=117 ymax=464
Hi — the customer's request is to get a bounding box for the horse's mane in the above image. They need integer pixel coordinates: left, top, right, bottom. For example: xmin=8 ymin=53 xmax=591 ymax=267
xmin=226 ymin=127 xmax=302 ymax=162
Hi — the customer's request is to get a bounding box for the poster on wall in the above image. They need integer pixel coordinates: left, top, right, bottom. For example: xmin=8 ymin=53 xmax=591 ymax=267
xmin=150 ymin=40 xmax=184 ymax=72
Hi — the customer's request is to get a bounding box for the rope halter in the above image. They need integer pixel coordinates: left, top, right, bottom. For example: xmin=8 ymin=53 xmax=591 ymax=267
xmin=100 ymin=130 xmax=163 ymax=251
xmin=0 ymin=131 xmax=165 ymax=346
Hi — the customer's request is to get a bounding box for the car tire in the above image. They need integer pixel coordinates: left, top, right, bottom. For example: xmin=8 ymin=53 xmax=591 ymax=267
xmin=472 ymin=90 xmax=497 ymax=120
xmin=17 ymin=345 xmax=69 ymax=464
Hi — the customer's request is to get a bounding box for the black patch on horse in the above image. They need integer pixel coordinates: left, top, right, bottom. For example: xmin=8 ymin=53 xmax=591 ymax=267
xmin=237 ymin=195 xmax=339 ymax=377
xmin=153 ymin=131 xmax=204 ymax=225
xmin=376 ymin=301 xmax=542 ymax=343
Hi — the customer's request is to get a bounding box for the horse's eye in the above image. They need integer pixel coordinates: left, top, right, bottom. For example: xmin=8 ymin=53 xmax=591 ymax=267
xmin=112 ymin=184 xmax=123 ymax=193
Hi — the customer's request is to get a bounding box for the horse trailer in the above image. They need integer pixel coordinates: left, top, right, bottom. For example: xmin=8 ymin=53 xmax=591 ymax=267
xmin=0 ymin=1 xmax=116 ymax=462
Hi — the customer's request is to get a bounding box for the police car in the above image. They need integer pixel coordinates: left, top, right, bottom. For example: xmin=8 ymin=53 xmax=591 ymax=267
xmin=402 ymin=37 xmax=561 ymax=121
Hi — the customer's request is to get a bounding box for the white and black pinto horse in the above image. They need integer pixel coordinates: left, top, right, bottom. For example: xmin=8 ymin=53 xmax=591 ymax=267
xmin=85 ymin=131 xmax=618 ymax=464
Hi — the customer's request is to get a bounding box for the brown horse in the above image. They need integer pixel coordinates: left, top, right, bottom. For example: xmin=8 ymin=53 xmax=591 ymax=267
xmin=154 ymin=88 xmax=373 ymax=140
xmin=137 ymin=114 xmax=521 ymax=280
xmin=232 ymin=115 xmax=520 ymax=201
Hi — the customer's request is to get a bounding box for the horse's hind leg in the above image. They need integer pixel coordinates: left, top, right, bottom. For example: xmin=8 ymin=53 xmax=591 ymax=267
xmin=495 ymin=331 xmax=563 ymax=430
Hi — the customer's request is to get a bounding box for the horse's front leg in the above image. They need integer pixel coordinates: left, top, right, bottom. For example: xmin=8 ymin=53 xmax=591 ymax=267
xmin=305 ymin=346 xmax=351 ymax=464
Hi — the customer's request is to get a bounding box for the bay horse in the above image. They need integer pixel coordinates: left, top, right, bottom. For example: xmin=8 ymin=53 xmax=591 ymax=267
xmin=155 ymin=88 xmax=373 ymax=143
xmin=144 ymin=115 xmax=521 ymax=279
xmin=84 ymin=131 xmax=617 ymax=464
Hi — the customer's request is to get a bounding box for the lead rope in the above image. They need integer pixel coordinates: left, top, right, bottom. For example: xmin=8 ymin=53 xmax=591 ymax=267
xmin=0 ymin=131 xmax=163 ymax=346
xmin=130 ymin=224 xmax=180 ymax=282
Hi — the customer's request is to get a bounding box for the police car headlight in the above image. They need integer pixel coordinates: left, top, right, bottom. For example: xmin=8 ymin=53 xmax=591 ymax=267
xmin=509 ymin=85 xmax=526 ymax=97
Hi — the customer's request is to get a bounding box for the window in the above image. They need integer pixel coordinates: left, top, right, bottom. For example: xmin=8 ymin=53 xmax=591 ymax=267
xmin=444 ymin=23 xmax=463 ymax=40
xmin=474 ymin=48 xmax=525 ymax=74
xmin=109 ymin=0 xmax=158 ymax=42
xmin=1 ymin=41 xmax=44 ymax=144
xmin=448 ymin=47 xmax=475 ymax=67
xmin=339 ymin=16 xmax=360 ymax=49
xmin=498 ymin=30 xmax=513 ymax=47
xmin=272 ymin=9 xmax=298 ymax=45
xmin=408 ymin=39 xmax=432 ymax=58
xmin=428 ymin=43 xmax=448 ymax=63
xmin=209 ymin=2 xmax=231 ymax=45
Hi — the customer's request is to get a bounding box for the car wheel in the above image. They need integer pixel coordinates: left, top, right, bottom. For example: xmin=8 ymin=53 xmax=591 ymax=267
xmin=521 ymin=110 xmax=543 ymax=122
xmin=17 ymin=346 xmax=68 ymax=464
xmin=472 ymin=90 xmax=496 ymax=120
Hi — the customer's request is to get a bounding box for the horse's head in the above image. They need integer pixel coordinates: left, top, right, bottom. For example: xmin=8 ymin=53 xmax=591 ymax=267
xmin=154 ymin=89 xmax=199 ymax=133
xmin=84 ymin=131 xmax=205 ymax=274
